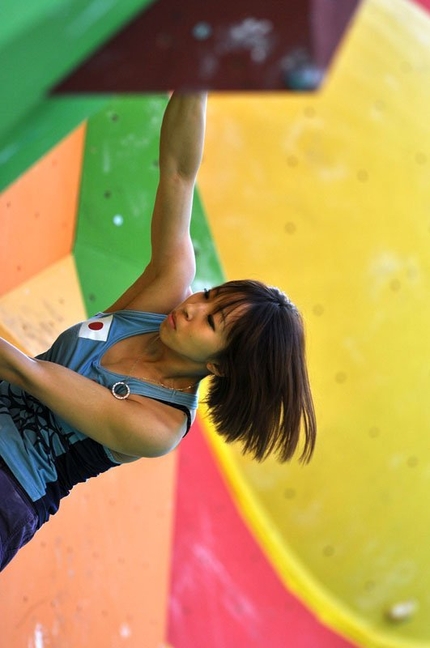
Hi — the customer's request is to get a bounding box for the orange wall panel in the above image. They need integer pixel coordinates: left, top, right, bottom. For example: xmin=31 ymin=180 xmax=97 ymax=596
xmin=0 ymin=455 xmax=177 ymax=648
xmin=0 ymin=124 xmax=86 ymax=296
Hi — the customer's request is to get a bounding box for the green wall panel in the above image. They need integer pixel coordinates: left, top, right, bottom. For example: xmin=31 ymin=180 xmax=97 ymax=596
xmin=0 ymin=97 xmax=109 ymax=191
xmin=74 ymin=96 xmax=224 ymax=315
xmin=0 ymin=0 xmax=155 ymax=146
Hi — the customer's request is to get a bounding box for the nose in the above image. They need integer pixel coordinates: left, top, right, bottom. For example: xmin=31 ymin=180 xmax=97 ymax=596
xmin=182 ymin=300 xmax=205 ymax=321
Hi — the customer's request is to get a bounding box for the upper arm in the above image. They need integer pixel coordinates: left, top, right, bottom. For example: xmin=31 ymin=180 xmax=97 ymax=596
xmin=21 ymin=357 xmax=187 ymax=458
xmin=106 ymin=173 xmax=196 ymax=314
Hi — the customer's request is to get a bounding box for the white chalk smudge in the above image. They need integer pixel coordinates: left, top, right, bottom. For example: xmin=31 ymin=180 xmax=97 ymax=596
xmin=33 ymin=623 xmax=44 ymax=648
xmin=192 ymin=543 xmax=257 ymax=621
xmin=217 ymin=18 xmax=274 ymax=63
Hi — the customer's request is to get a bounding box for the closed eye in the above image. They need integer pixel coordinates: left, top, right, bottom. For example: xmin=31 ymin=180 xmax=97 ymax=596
xmin=203 ymin=289 xmax=216 ymax=329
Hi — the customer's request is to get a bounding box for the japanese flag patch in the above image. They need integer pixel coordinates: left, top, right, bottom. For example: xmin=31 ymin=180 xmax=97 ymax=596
xmin=78 ymin=314 xmax=113 ymax=341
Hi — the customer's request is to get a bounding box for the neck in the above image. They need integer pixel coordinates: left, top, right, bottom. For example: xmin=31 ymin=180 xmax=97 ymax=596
xmin=137 ymin=333 xmax=209 ymax=386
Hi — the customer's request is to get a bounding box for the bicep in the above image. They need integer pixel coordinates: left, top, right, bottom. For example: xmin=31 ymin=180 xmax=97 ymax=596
xmin=106 ymin=175 xmax=196 ymax=313
xmin=20 ymin=359 xmax=186 ymax=458
xmin=105 ymin=270 xmax=193 ymax=314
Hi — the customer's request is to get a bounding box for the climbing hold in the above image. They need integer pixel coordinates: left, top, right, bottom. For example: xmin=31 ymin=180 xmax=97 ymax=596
xmin=192 ymin=22 xmax=212 ymax=41
xmin=385 ymin=599 xmax=418 ymax=623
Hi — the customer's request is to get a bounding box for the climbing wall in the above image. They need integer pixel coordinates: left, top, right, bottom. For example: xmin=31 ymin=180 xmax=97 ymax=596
xmin=1 ymin=0 xmax=430 ymax=647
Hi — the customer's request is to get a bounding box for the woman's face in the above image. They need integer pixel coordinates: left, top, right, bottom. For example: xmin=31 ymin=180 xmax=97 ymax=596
xmin=160 ymin=289 xmax=237 ymax=369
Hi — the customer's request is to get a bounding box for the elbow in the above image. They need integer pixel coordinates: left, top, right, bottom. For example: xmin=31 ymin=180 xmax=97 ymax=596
xmin=163 ymin=167 xmax=197 ymax=190
xmin=138 ymin=432 xmax=181 ymax=458
xmin=110 ymin=425 xmax=182 ymax=460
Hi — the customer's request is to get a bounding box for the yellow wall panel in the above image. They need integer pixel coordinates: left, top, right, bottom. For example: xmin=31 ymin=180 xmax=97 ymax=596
xmin=198 ymin=0 xmax=430 ymax=646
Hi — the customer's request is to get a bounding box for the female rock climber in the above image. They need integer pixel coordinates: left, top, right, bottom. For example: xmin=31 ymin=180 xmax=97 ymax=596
xmin=0 ymin=92 xmax=316 ymax=571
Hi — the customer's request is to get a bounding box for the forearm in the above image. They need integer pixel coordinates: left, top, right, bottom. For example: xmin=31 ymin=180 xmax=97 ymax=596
xmin=159 ymin=92 xmax=207 ymax=181
xmin=148 ymin=92 xmax=207 ymax=276
xmin=0 ymin=338 xmax=96 ymax=418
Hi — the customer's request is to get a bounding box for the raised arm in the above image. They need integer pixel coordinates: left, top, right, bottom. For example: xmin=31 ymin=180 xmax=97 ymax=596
xmin=108 ymin=91 xmax=208 ymax=313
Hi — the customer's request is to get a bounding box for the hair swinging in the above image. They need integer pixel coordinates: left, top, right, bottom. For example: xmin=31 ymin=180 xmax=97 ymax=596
xmin=204 ymin=280 xmax=317 ymax=463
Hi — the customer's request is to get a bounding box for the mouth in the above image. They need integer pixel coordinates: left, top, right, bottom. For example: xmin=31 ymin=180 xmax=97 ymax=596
xmin=167 ymin=311 xmax=176 ymax=329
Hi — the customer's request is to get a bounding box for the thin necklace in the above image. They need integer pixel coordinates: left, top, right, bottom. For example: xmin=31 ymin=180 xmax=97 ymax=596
xmin=111 ymin=354 xmax=198 ymax=400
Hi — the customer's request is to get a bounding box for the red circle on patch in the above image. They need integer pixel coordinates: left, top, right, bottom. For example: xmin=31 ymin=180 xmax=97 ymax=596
xmin=88 ymin=322 xmax=104 ymax=330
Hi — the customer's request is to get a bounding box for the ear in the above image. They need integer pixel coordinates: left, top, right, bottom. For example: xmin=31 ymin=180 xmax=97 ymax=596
xmin=206 ymin=361 xmax=225 ymax=377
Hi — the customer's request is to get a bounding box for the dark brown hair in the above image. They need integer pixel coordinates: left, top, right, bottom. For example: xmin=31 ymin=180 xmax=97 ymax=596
xmin=205 ymin=280 xmax=316 ymax=463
